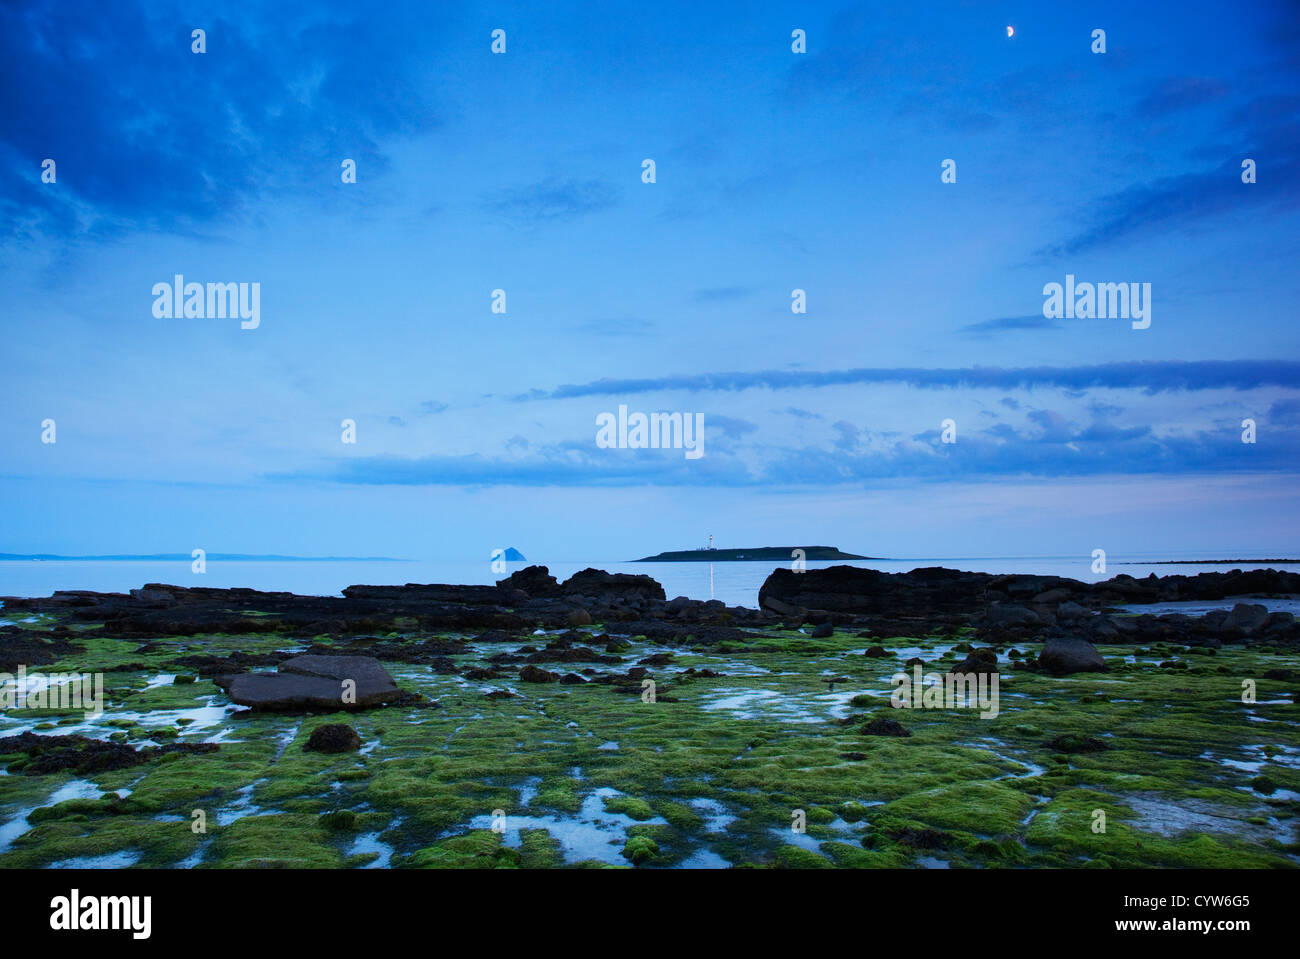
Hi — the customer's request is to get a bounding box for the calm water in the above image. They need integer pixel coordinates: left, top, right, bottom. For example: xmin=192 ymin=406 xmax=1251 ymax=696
xmin=2 ymin=556 xmax=1298 ymax=610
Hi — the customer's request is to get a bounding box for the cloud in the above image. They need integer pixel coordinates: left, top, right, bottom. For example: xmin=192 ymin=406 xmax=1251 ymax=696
xmin=520 ymin=360 xmax=1300 ymax=401
xmin=274 ymin=406 xmax=1300 ymax=489
xmin=832 ymin=420 xmax=861 ymax=451
xmin=960 ymin=314 xmax=1060 ymax=336
xmin=693 ymin=286 xmax=752 ymax=302
xmin=1088 ymin=400 xmax=1125 ymax=418
xmin=1134 ymin=76 xmax=1229 ymax=117
xmin=780 ymin=407 xmax=823 ymax=420
xmin=483 ymin=176 xmax=618 ymax=225
xmin=1041 ymin=94 xmax=1300 ymax=256
xmin=274 ymin=449 xmax=757 ymax=488
xmin=0 ymin=0 xmax=444 ymax=243
xmin=1268 ymin=397 xmax=1300 ymax=425
xmin=573 ymin=317 xmax=654 ymax=337
xmin=708 ymin=415 xmax=759 ymax=439
xmin=1027 ymin=409 xmax=1075 ymax=443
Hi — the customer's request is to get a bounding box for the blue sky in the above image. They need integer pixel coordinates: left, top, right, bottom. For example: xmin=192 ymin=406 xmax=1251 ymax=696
xmin=2 ymin=0 xmax=1298 ymax=561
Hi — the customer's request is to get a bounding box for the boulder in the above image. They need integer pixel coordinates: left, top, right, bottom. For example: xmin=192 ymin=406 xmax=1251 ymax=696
xmin=983 ymin=605 xmax=1044 ymax=627
xmin=1037 ymin=637 xmax=1107 ymax=676
xmin=862 ymin=716 xmax=911 ymax=737
xmin=559 ymin=568 xmax=666 ymax=602
xmin=948 ymin=647 xmax=998 ymax=675
xmin=304 ymin=724 xmax=361 ymax=753
xmin=519 ymin=664 xmax=559 ymax=683
xmin=1056 ymin=601 xmax=1090 ymax=621
xmin=216 ymin=655 xmax=399 ymax=711
xmin=761 ymin=596 xmax=807 ymax=619
xmin=1224 ymin=603 xmax=1269 ymax=633
xmin=495 ymin=565 xmax=560 ymax=597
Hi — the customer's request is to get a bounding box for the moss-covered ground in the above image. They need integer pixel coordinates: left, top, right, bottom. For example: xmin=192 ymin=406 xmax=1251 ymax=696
xmin=1 ymin=616 xmax=1296 ymax=868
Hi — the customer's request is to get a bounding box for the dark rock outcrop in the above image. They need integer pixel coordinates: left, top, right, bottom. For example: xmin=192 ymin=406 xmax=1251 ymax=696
xmin=756 ymin=564 xmax=1300 ymax=647
xmin=0 ymin=731 xmax=217 ymax=775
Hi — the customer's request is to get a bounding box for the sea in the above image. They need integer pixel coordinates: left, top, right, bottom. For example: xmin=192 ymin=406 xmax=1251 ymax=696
xmin=2 ymin=554 xmax=1298 ymax=611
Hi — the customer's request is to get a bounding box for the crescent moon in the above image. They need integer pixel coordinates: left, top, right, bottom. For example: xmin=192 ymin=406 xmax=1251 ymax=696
xmin=1006 ymin=26 xmax=1014 ymax=38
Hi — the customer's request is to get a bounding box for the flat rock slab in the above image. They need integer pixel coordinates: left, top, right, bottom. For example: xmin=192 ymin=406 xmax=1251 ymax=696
xmin=280 ymin=654 xmax=396 ymax=688
xmin=216 ymin=655 xmax=399 ymax=711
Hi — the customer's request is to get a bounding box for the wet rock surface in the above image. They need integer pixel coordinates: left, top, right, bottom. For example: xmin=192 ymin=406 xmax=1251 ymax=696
xmin=0 ymin=564 xmax=1296 ymax=870
xmin=0 ymin=731 xmax=217 ymax=775
xmin=214 ymin=655 xmax=401 ymax=711
xmin=758 ymin=565 xmax=1300 ymax=648
xmin=1036 ymin=637 xmax=1108 ymax=676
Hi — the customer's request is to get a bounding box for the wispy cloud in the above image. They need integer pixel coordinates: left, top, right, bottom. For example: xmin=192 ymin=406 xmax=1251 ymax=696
xmin=959 ymin=314 xmax=1060 ymax=336
xmin=483 ymin=176 xmax=618 ymax=225
xmin=1134 ymin=76 xmax=1229 ymax=117
xmin=0 ymin=0 xmax=445 ymax=243
xmin=519 ymin=360 xmax=1300 ymax=401
xmin=693 ymin=286 xmax=752 ymax=302
xmin=1041 ymin=94 xmax=1300 ymax=256
xmin=277 ymin=417 xmax=1300 ymax=489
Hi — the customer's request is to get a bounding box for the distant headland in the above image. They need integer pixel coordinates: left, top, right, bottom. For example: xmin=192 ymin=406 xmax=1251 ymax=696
xmin=634 ymin=545 xmax=875 ymax=562
xmin=0 ymin=553 xmax=406 ymax=562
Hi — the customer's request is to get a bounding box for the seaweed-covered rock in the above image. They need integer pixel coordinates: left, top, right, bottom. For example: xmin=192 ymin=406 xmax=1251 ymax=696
xmin=0 ymin=731 xmax=216 ymax=775
xmin=862 ymin=716 xmax=911 ymax=737
xmin=304 ymin=724 xmax=362 ymax=754
xmin=519 ymin=665 xmax=559 ymax=683
xmin=948 ymin=647 xmax=998 ymax=675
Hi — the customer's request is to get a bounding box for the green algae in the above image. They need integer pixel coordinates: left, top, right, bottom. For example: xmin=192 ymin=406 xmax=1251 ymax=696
xmin=2 ymin=614 xmax=1297 ymax=869
xmin=602 ymin=795 xmax=655 ymax=820
xmin=621 ymin=834 xmax=659 ymax=864
xmin=406 ymin=829 xmax=520 ymax=869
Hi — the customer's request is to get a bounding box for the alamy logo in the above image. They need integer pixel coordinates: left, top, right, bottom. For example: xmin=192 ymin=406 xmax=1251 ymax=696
xmin=152 ymin=275 xmax=260 ymax=329
xmin=50 ymin=889 xmax=151 ymax=939
xmin=596 ymin=405 xmax=704 ymax=459
xmin=1043 ymin=274 xmax=1151 ymax=329
xmin=890 ymin=665 xmax=999 ymax=719
xmin=1 ymin=666 xmax=104 ymax=719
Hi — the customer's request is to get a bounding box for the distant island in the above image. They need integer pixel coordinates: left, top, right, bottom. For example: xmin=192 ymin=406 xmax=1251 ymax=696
xmin=0 ymin=553 xmax=406 ymax=562
xmin=1118 ymin=558 xmax=1299 ymax=565
xmin=634 ymin=545 xmax=876 ymax=562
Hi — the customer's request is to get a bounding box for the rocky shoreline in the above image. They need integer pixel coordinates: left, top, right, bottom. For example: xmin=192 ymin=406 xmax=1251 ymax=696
xmin=4 ymin=565 xmax=1295 ymax=681
xmin=0 ymin=564 xmax=1296 ymax=868
xmin=759 ymin=564 xmax=1300 ymax=649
